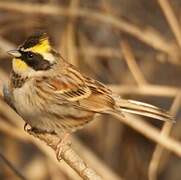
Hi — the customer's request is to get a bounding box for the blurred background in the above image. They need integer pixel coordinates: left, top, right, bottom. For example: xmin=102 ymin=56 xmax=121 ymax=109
xmin=0 ymin=0 xmax=180 ymax=180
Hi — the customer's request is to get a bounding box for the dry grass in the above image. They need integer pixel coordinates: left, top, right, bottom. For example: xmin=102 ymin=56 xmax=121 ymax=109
xmin=0 ymin=0 xmax=180 ymax=180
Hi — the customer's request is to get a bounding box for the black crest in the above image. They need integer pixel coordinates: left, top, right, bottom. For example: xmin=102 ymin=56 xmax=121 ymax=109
xmin=21 ymin=32 xmax=48 ymax=49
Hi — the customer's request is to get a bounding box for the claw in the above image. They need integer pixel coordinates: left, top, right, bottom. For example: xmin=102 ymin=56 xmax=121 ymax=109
xmin=24 ymin=123 xmax=32 ymax=132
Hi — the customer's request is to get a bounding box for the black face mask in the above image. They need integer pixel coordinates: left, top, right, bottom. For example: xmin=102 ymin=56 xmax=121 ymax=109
xmin=20 ymin=51 xmax=53 ymax=71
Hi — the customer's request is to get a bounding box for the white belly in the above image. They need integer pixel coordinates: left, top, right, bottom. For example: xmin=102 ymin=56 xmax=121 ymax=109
xmin=13 ymin=81 xmax=46 ymax=127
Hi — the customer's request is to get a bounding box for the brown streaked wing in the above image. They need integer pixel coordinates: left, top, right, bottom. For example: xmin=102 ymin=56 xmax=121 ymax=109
xmin=78 ymin=76 xmax=115 ymax=111
xmin=42 ymin=74 xmax=92 ymax=102
xmin=36 ymin=67 xmax=115 ymax=111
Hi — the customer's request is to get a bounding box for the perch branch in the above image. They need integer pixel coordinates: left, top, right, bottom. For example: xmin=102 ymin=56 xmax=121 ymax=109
xmin=27 ymin=130 xmax=102 ymax=180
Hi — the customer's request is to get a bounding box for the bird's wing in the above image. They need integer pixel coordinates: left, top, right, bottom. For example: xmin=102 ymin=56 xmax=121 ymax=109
xmin=36 ymin=66 xmax=114 ymax=112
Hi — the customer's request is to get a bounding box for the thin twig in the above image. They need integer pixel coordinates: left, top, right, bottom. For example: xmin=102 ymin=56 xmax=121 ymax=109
xmin=158 ymin=0 xmax=181 ymax=49
xmin=78 ymin=46 xmax=122 ymax=59
xmin=120 ymin=40 xmax=147 ymax=85
xmin=109 ymin=84 xmax=179 ymax=97
xmin=0 ymin=150 xmax=27 ymax=180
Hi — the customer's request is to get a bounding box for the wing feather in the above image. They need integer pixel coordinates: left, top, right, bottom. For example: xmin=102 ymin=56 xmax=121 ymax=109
xmin=35 ymin=68 xmax=115 ymax=111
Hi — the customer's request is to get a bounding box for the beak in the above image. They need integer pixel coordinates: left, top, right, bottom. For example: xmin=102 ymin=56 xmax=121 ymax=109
xmin=7 ymin=50 xmax=21 ymax=58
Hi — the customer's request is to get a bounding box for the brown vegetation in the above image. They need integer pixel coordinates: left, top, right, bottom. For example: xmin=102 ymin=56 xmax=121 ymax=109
xmin=0 ymin=0 xmax=180 ymax=180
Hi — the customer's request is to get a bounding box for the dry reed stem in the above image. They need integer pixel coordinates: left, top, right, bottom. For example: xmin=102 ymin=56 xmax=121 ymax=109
xmin=148 ymin=92 xmax=181 ymax=180
xmin=109 ymin=84 xmax=179 ymax=97
xmin=78 ymin=34 xmax=105 ymax=78
xmin=0 ymin=2 xmax=178 ymax=61
xmin=78 ymin=47 xmax=122 ymax=59
xmin=66 ymin=0 xmax=79 ymax=66
xmin=120 ymin=41 xmax=147 ymax=85
xmin=158 ymin=0 xmax=181 ymax=49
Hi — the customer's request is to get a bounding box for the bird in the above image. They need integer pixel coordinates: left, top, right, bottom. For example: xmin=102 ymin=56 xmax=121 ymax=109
xmin=4 ymin=32 xmax=173 ymax=160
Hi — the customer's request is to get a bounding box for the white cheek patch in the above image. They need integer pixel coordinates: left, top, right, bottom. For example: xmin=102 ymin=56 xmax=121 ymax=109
xmin=41 ymin=53 xmax=56 ymax=63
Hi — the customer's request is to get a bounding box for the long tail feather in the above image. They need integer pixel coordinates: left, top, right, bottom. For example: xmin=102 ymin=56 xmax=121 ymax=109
xmin=115 ymin=99 xmax=173 ymax=122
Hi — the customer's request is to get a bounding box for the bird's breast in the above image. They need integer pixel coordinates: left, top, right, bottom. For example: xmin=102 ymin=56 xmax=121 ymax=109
xmin=13 ymin=81 xmax=42 ymax=120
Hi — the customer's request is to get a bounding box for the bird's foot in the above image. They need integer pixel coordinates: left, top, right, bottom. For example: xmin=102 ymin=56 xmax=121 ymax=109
xmin=56 ymin=133 xmax=71 ymax=161
xmin=24 ymin=123 xmax=32 ymax=132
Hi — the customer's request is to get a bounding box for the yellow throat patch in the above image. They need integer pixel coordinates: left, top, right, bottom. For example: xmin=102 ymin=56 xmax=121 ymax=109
xmin=13 ymin=58 xmax=28 ymax=72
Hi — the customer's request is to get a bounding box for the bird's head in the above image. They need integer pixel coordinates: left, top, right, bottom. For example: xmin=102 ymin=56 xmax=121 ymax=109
xmin=8 ymin=32 xmax=57 ymax=76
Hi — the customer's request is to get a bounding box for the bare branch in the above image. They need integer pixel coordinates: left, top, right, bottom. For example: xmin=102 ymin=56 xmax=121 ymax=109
xmin=27 ymin=130 xmax=102 ymax=180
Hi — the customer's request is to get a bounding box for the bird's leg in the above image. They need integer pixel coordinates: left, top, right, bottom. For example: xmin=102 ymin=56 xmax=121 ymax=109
xmin=56 ymin=133 xmax=71 ymax=161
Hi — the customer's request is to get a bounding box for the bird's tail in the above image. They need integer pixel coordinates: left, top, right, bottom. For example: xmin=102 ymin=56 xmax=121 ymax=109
xmin=114 ymin=98 xmax=173 ymax=122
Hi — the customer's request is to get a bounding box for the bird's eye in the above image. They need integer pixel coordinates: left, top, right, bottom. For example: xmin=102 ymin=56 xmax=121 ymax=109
xmin=26 ymin=52 xmax=34 ymax=59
